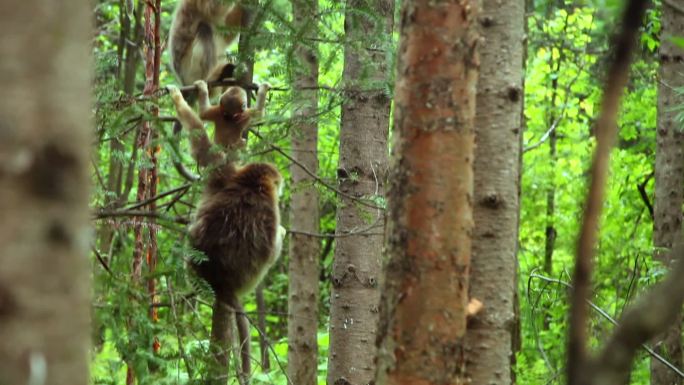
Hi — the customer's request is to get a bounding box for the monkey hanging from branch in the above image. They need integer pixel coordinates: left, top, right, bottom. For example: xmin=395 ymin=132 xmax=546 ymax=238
xmin=167 ymin=80 xmax=283 ymax=385
xmin=168 ymin=0 xmax=256 ymax=180
xmin=169 ymin=0 xmax=244 ymax=87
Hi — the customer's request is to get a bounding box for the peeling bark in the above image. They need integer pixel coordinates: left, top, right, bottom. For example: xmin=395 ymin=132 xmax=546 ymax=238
xmin=375 ymin=0 xmax=479 ymax=383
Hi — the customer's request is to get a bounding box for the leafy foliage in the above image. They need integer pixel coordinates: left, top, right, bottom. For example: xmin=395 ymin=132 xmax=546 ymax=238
xmin=91 ymin=0 xmax=678 ymax=384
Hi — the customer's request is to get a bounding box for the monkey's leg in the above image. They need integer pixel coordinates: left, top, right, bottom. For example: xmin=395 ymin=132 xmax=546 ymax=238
xmin=221 ymin=4 xmax=244 ymax=45
xmin=209 ymin=299 xmax=234 ymax=385
xmin=246 ymin=83 xmax=271 ymax=121
xmin=209 ymin=297 xmax=251 ymax=385
xmin=234 ymin=301 xmax=252 ymax=385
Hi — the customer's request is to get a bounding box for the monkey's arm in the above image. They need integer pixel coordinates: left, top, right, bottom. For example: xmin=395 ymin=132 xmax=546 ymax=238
xmin=246 ymin=83 xmax=271 ymax=120
xmin=167 ymin=85 xmax=222 ymax=167
xmin=195 ymin=80 xmax=214 ymax=115
xmin=272 ymin=225 xmax=286 ymax=262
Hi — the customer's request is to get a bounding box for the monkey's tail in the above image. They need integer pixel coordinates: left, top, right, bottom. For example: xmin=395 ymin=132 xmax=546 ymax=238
xmin=171 ymin=119 xmax=200 ymax=182
xmin=195 ymin=21 xmax=217 ymax=81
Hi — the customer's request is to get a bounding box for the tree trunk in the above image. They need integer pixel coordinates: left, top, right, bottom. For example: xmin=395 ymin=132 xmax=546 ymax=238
xmin=326 ymin=0 xmax=393 ymax=383
xmin=465 ymin=0 xmax=524 ymax=383
xmin=0 ymin=2 xmax=91 ymax=384
xmin=287 ymin=0 xmax=321 ymax=384
xmin=651 ymin=1 xmax=684 ymax=384
xmin=375 ymin=0 xmax=478 ymax=383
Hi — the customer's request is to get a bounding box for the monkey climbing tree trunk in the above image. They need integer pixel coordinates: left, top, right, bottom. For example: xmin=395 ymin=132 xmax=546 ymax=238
xmin=651 ymin=2 xmax=684 ymax=384
xmin=0 ymin=1 xmax=92 ymax=384
xmin=326 ymin=0 xmax=393 ymax=383
xmin=465 ymin=0 xmax=524 ymax=383
xmin=287 ymin=0 xmax=321 ymax=384
xmin=375 ymin=0 xmax=478 ymax=383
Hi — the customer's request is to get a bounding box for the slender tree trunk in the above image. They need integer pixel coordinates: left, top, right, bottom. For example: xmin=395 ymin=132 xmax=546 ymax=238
xmin=99 ymin=0 xmax=143 ymax=263
xmin=651 ymin=2 xmax=684 ymax=384
xmin=327 ymin=0 xmax=393 ymax=383
xmin=0 ymin=2 xmax=91 ymax=384
xmin=375 ymin=0 xmax=478 ymax=383
xmin=465 ymin=0 xmax=524 ymax=383
xmin=127 ymin=1 xmax=161 ymax=382
xmin=287 ymin=0 xmax=321 ymax=384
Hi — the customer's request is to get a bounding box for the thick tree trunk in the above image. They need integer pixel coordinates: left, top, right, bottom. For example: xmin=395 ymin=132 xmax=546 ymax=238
xmin=326 ymin=0 xmax=393 ymax=383
xmin=465 ymin=0 xmax=524 ymax=383
xmin=375 ymin=0 xmax=478 ymax=383
xmin=0 ymin=2 xmax=92 ymax=385
xmin=651 ymin=2 xmax=684 ymax=384
xmin=287 ymin=0 xmax=321 ymax=383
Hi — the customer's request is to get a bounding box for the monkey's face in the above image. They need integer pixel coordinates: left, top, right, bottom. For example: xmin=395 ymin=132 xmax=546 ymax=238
xmin=220 ymin=87 xmax=248 ymax=122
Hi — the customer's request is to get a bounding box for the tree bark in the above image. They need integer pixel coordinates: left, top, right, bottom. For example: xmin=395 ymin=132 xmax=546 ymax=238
xmin=651 ymin=1 xmax=684 ymax=384
xmin=465 ymin=0 xmax=524 ymax=383
xmin=375 ymin=0 xmax=478 ymax=383
xmin=287 ymin=0 xmax=321 ymax=384
xmin=327 ymin=0 xmax=393 ymax=383
xmin=0 ymin=2 xmax=92 ymax=385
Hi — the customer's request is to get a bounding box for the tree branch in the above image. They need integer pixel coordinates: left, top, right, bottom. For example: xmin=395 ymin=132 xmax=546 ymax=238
xmin=530 ymin=273 xmax=684 ymax=379
xmin=590 ymin=244 xmax=684 ymax=384
xmin=567 ymin=1 xmax=649 ymax=383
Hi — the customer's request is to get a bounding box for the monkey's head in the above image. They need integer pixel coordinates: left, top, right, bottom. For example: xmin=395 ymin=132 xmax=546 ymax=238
xmin=219 ymin=86 xmax=248 ymax=122
xmin=235 ymin=163 xmax=284 ymax=198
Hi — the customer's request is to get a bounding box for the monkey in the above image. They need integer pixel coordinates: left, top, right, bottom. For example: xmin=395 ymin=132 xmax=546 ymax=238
xmin=201 ymin=82 xmax=270 ymax=151
xmin=190 ymin=161 xmax=284 ymax=385
xmin=168 ymin=0 xmax=244 ymax=86
xmin=169 ymin=79 xmax=269 ymax=162
xmin=167 ymin=80 xmax=284 ymax=385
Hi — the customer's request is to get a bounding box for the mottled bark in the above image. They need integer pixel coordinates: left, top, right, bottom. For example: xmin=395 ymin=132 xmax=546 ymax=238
xmin=375 ymin=0 xmax=478 ymax=383
xmin=326 ymin=0 xmax=393 ymax=383
xmin=287 ymin=0 xmax=321 ymax=383
xmin=465 ymin=0 xmax=524 ymax=383
xmin=0 ymin=2 xmax=92 ymax=385
xmin=651 ymin=1 xmax=684 ymax=384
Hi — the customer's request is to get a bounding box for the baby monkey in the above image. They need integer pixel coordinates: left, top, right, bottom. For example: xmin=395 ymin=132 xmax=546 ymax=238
xmin=167 ymin=80 xmax=270 ymax=163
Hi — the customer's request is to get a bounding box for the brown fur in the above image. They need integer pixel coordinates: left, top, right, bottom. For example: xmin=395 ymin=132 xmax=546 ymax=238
xmin=189 ymin=162 xmax=282 ymax=300
xmin=169 ymin=81 xmax=269 ymax=154
xmin=169 ymin=0 xmax=243 ymax=85
xmin=166 ymin=83 xmax=281 ymax=385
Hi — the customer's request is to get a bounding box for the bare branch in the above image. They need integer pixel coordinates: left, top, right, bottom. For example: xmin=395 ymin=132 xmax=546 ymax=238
xmin=567 ymin=1 xmax=649 ymax=382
